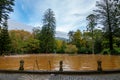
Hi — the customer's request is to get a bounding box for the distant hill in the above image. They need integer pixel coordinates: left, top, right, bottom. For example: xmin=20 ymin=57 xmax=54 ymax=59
xmin=8 ymin=20 xmax=69 ymax=39
xmin=55 ymin=37 xmax=68 ymax=42
xmin=55 ymin=31 xmax=68 ymax=39
xmin=55 ymin=31 xmax=68 ymax=42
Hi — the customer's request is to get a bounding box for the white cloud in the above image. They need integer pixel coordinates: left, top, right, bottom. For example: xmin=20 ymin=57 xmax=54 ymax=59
xmin=56 ymin=24 xmax=74 ymax=32
xmin=10 ymin=0 xmax=98 ymax=33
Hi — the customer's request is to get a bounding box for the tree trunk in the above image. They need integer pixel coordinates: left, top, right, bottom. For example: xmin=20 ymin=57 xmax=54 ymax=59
xmin=92 ymin=30 xmax=94 ymax=54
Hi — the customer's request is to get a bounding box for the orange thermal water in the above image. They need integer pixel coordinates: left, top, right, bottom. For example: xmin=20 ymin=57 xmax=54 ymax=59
xmin=0 ymin=54 xmax=120 ymax=71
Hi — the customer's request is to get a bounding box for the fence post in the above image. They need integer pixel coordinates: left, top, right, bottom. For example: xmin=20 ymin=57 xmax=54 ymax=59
xmin=19 ymin=60 xmax=24 ymax=71
xmin=97 ymin=60 xmax=102 ymax=71
xmin=59 ymin=61 xmax=63 ymax=71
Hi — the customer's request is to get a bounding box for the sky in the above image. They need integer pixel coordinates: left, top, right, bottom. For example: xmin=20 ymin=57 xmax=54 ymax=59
xmin=8 ymin=0 xmax=98 ymax=38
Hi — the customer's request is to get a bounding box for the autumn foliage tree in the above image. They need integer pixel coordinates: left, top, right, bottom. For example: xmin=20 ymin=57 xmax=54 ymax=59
xmin=9 ymin=30 xmax=40 ymax=54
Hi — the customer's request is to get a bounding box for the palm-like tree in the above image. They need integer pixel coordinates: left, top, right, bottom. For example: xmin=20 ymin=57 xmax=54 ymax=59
xmin=86 ymin=14 xmax=97 ymax=54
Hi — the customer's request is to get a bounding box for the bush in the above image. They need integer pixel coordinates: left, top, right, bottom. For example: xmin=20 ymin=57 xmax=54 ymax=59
xmin=111 ymin=48 xmax=120 ymax=55
xmin=79 ymin=47 xmax=92 ymax=54
xmin=101 ymin=48 xmax=110 ymax=55
xmin=101 ymin=48 xmax=120 ymax=55
xmin=65 ymin=44 xmax=78 ymax=54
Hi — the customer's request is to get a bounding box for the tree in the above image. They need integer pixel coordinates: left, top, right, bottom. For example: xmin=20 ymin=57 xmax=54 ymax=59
xmin=32 ymin=27 xmax=41 ymax=39
xmin=94 ymin=29 xmax=103 ymax=53
xmin=0 ymin=19 xmax=11 ymax=55
xmin=40 ymin=9 xmax=56 ymax=53
xmin=56 ymin=40 xmax=66 ymax=53
xmin=9 ymin=30 xmax=34 ymax=54
xmin=94 ymin=0 xmax=120 ymax=53
xmin=72 ymin=30 xmax=82 ymax=53
xmin=86 ymin=14 xmax=97 ymax=54
xmin=0 ymin=0 xmax=14 ymax=25
xmin=67 ymin=30 xmax=82 ymax=53
xmin=68 ymin=31 xmax=74 ymax=43
xmin=0 ymin=0 xmax=14 ymax=55
xmin=23 ymin=38 xmax=40 ymax=53
xmin=82 ymin=31 xmax=91 ymax=49
xmin=81 ymin=31 xmax=95 ymax=54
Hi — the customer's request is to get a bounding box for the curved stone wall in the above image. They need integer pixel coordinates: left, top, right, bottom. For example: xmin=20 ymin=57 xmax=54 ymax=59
xmin=0 ymin=70 xmax=120 ymax=80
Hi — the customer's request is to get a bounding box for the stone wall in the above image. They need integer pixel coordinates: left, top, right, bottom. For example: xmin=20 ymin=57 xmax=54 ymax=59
xmin=0 ymin=70 xmax=120 ymax=80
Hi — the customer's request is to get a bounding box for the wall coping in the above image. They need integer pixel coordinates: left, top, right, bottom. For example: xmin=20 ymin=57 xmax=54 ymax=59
xmin=0 ymin=69 xmax=120 ymax=75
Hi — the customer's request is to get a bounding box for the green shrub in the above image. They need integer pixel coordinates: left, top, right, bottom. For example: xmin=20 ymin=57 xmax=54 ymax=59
xmin=79 ymin=47 xmax=92 ymax=54
xmin=111 ymin=48 xmax=120 ymax=55
xmin=101 ymin=48 xmax=120 ymax=55
xmin=101 ymin=48 xmax=110 ymax=55
xmin=65 ymin=44 xmax=78 ymax=54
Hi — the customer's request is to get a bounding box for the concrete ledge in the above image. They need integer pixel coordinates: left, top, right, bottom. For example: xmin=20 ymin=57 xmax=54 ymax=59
xmin=0 ymin=69 xmax=120 ymax=75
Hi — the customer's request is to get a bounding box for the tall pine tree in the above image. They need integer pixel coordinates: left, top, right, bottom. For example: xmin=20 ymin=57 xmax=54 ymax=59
xmin=86 ymin=14 xmax=97 ymax=54
xmin=39 ymin=9 xmax=56 ymax=53
xmin=0 ymin=18 xmax=11 ymax=55
xmin=0 ymin=0 xmax=14 ymax=24
xmin=0 ymin=0 xmax=14 ymax=55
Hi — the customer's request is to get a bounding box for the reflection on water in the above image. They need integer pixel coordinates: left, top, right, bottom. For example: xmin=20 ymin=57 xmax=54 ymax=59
xmin=0 ymin=54 xmax=120 ymax=71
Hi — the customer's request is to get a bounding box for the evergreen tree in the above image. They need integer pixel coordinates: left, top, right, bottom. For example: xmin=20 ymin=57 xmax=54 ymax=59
xmin=0 ymin=19 xmax=11 ymax=55
xmin=40 ymin=9 xmax=56 ymax=53
xmin=0 ymin=0 xmax=14 ymax=24
xmin=68 ymin=31 xmax=74 ymax=43
xmin=0 ymin=0 xmax=14 ymax=55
